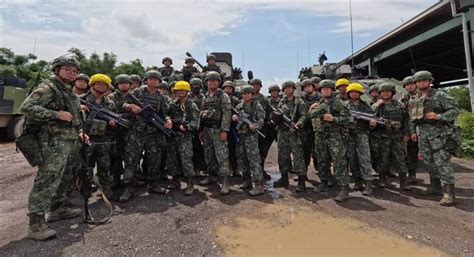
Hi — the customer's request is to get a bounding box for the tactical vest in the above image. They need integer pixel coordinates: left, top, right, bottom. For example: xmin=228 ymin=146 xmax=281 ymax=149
xmin=377 ymin=100 xmax=404 ymax=133
xmin=237 ymin=101 xmax=259 ymax=132
xmin=135 ymin=86 xmax=166 ymax=133
xmin=83 ymin=94 xmax=115 ymax=136
xmin=201 ymin=89 xmax=224 ymax=126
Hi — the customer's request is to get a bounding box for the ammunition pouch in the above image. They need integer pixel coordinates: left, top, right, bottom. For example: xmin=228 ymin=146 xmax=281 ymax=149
xmin=16 ymin=126 xmax=43 ymax=167
xmin=86 ymin=119 xmax=108 ymax=136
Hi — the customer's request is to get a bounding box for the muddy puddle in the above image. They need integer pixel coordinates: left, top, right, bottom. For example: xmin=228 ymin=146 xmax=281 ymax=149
xmin=215 ymin=204 xmax=446 ymax=257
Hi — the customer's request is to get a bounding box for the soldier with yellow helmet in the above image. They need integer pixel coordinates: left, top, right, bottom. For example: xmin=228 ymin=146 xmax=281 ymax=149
xmin=336 ymin=78 xmax=350 ymax=101
xmin=166 ymin=81 xmax=200 ymax=195
xmin=345 ymin=83 xmax=375 ymax=196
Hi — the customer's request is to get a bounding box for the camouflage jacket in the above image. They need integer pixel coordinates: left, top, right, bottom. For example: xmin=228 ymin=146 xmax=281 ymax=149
xmin=202 ymin=64 xmax=222 ymax=74
xmin=254 ymin=93 xmax=272 ymax=118
xmin=200 ymin=89 xmax=231 ymax=132
xmin=20 ymin=78 xmax=82 ymax=140
xmin=158 ymin=66 xmax=175 ymax=78
xmin=189 ymin=91 xmax=205 ymax=110
xmin=277 ymin=96 xmax=307 ymax=130
xmin=345 ymin=100 xmax=373 ymax=135
xmin=399 ymin=91 xmax=418 ymax=109
xmin=269 ymin=97 xmax=281 ymax=109
xmin=234 ymin=100 xmax=265 ymax=135
xmin=409 ymin=88 xmax=459 ymax=139
xmin=309 ymin=95 xmax=350 ymax=133
xmin=107 ymin=91 xmax=128 ymax=114
xmin=302 ymin=93 xmax=321 ymax=129
xmin=372 ymin=99 xmax=410 ymax=136
xmin=82 ymin=93 xmax=116 ymax=137
xmin=169 ymin=98 xmax=200 ymax=134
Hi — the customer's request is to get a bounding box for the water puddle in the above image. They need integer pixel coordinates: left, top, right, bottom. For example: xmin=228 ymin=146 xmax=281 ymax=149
xmin=215 ymin=204 xmax=446 ymax=256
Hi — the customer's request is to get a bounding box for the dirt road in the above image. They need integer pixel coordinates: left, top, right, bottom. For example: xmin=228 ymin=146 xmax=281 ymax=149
xmin=0 ymin=142 xmax=473 ymax=256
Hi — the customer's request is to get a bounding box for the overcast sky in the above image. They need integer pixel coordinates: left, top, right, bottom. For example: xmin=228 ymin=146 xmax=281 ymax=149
xmin=1 ymin=0 xmax=437 ymax=89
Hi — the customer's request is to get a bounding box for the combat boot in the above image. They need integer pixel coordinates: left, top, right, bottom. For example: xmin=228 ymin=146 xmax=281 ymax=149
xmin=440 ymin=184 xmax=455 ymax=206
xmin=407 ymin=173 xmax=417 ymax=185
xmin=220 ymin=176 xmax=230 ymax=195
xmin=334 ymin=185 xmax=350 ymax=202
xmin=263 ymin=171 xmax=271 ymax=180
xmin=249 ymin=181 xmax=264 ymax=196
xmin=313 ymin=180 xmax=329 ymax=193
xmin=198 ymin=176 xmax=217 ymax=186
xmin=119 ymin=185 xmax=133 ymax=203
xmin=378 ymin=173 xmax=388 ymax=188
xmin=273 ymin=173 xmax=289 ymax=188
xmin=296 ymin=175 xmax=307 ymax=192
xmin=28 ymin=213 xmax=56 ymax=241
xmin=240 ymin=177 xmax=252 ymax=189
xmin=168 ymin=176 xmax=181 ymax=190
xmin=148 ymin=182 xmax=167 ymax=195
xmin=425 ymin=177 xmax=442 ymax=196
xmin=362 ymin=180 xmax=374 ymax=196
xmin=353 ymin=177 xmax=364 ymax=191
xmin=184 ymin=177 xmax=194 ymax=196
xmin=399 ymin=173 xmax=412 ymax=191
xmin=46 ymin=206 xmax=81 ymax=223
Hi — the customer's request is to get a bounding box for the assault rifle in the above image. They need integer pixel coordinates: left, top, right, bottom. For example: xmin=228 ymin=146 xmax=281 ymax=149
xmin=269 ymin=106 xmax=299 ymax=133
xmin=231 ymin=107 xmax=265 ymax=138
xmin=350 ymin=110 xmax=389 ymax=125
xmin=80 ymin=99 xmax=131 ymax=129
xmin=125 ymin=94 xmax=176 ymax=138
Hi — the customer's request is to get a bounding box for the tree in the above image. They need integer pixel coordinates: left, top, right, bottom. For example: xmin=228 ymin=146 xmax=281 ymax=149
xmin=446 ymin=86 xmax=472 ymax=112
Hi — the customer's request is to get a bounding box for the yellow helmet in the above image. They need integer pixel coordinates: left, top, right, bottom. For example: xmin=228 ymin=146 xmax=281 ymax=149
xmin=346 ymin=83 xmax=365 ymax=94
xmin=336 ymin=78 xmax=350 ymax=88
xmin=89 ymin=74 xmax=113 ymax=89
xmin=174 ymin=80 xmax=191 ymax=92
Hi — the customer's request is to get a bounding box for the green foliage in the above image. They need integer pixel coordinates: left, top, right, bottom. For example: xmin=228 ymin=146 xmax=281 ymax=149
xmin=456 ymin=111 xmax=474 ymax=158
xmin=0 ymin=47 xmax=49 ymax=89
xmin=446 ymin=86 xmax=471 ymax=112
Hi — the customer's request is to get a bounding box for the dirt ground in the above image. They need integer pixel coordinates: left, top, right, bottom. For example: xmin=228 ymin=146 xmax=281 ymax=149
xmin=0 ymin=141 xmax=473 ymax=256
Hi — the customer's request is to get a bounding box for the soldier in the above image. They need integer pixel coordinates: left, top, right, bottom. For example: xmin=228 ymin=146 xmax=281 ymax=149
xmin=345 ymin=83 xmax=375 ymax=196
xmin=300 ymin=79 xmax=321 ymax=174
xmin=309 ymin=79 xmax=351 ymax=202
xmin=250 ymin=78 xmax=272 ymax=179
xmin=120 ymin=70 xmax=173 ymax=202
xmin=72 ymin=73 xmax=90 ymax=95
xmin=258 ymin=84 xmax=281 ymax=171
xmin=311 ymin=76 xmax=322 ymax=92
xmin=400 ymin=76 xmax=419 ymax=185
xmin=272 ymin=81 xmax=307 ymax=192
xmin=82 ymin=74 xmax=117 ymax=199
xmin=130 ymin=74 xmax=142 ymax=90
xmin=372 ymin=83 xmax=411 ymax=191
xmin=20 ymin=56 xmax=85 ymax=240
xmin=108 ymin=74 xmax=134 ymax=190
xmin=222 ymin=80 xmax=240 ymax=177
xmin=410 ymin=71 xmax=459 ymax=206
xmin=168 ymin=81 xmax=200 ymax=195
xmin=158 ymin=57 xmax=175 ymax=78
xmin=202 ymin=54 xmax=223 ymax=76
xmin=188 ymin=78 xmax=207 ymax=173
xmin=268 ymin=84 xmax=282 ymax=108
xmin=232 ymin=85 xmax=265 ymax=196
xmin=368 ymin=85 xmax=379 ymax=105
xmin=335 ymin=78 xmax=350 ymax=101
xmin=181 ymin=57 xmax=199 ymax=82
xmin=198 ymin=71 xmax=232 ymax=195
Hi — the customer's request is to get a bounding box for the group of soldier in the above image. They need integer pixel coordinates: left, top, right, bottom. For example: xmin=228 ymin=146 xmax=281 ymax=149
xmin=19 ymin=55 xmax=459 ymax=241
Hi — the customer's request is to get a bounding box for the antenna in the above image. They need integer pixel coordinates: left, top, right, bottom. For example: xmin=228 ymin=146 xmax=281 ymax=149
xmin=349 ymin=0 xmax=354 ymax=67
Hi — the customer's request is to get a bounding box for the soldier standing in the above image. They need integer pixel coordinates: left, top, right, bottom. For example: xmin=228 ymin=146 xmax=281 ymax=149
xmin=232 ymin=85 xmax=266 ymax=196
xmin=258 ymin=84 xmax=281 ymax=170
xmin=300 ymin=79 xmax=321 ymax=174
xmin=189 ymin=78 xmax=207 ymax=174
xmin=223 ymin=80 xmax=240 ymax=177
xmin=345 ymin=83 xmax=375 ymax=196
xmin=372 ymin=83 xmax=411 ymax=191
xmin=410 ymin=71 xmax=459 ymax=206
xmin=158 ymin=57 xmax=175 ymax=79
xmin=250 ymin=78 xmax=272 ymax=179
xmin=400 ymin=76 xmax=419 ymax=185
xmin=310 ymin=80 xmax=351 ymax=202
xmin=272 ymin=81 xmax=307 ymax=192
xmin=120 ymin=70 xmax=173 ymax=202
xmin=202 ymin=54 xmax=223 ymax=76
xmin=168 ymin=81 xmax=200 ymax=195
xmin=181 ymin=57 xmax=200 ymax=82
xmin=20 ymin=56 xmax=85 ymax=240
xmin=198 ymin=71 xmax=232 ymax=195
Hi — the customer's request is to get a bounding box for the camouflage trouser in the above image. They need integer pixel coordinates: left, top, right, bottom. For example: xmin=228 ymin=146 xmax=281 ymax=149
xmin=418 ymin=132 xmax=455 ymax=184
xmin=258 ymin=124 xmax=276 ymax=170
xmin=85 ymin=136 xmax=113 ymax=190
xmin=228 ymin=132 xmax=238 ymax=174
xmin=301 ymin=128 xmax=317 ymax=172
xmin=237 ymin=133 xmax=263 ymax=182
xmin=379 ymin=134 xmax=408 ymax=175
xmin=28 ymin=133 xmax=79 ymax=215
xmin=369 ymin=132 xmax=381 ymax=172
xmin=406 ymin=139 xmax=419 ymax=177
xmin=347 ymin=133 xmax=374 ymax=182
xmin=166 ymin=134 xmax=195 ymax=177
xmin=277 ymin=130 xmax=306 ymax=176
xmin=202 ymin=127 xmax=230 ymax=177
xmin=50 ymin=144 xmax=81 ymax=210
xmin=123 ymin=129 xmax=164 ymax=184
xmin=192 ymin=132 xmax=207 ymax=172
xmin=314 ymin=132 xmax=350 ymax=186
xmin=110 ymin=128 xmax=128 ymax=186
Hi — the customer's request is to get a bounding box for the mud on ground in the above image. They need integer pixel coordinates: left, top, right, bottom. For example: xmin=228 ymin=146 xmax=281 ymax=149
xmin=0 ymin=142 xmax=473 ymax=256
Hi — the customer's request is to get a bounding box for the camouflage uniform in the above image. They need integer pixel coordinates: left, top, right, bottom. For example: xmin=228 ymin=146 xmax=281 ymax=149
xmin=372 ymin=86 xmax=411 ymax=189
xmin=82 ymin=93 xmax=116 ymax=196
xmin=189 ymin=79 xmax=207 ymax=173
xmin=21 ymin=75 xmax=82 ymax=239
xmin=200 ymin=88 xmax=232 ymax=178
xmin=123 ymin=85 xmax=169 ymax=192
xmin=409 ymin=71 xmax=459 ymax=205
xmin=253 ymin=90 xmax=272 ymax=171
xmin=301 ymin=91 xmax=320 ymax=171
xmin=400 ymin=77 xmax=419 ymax=183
